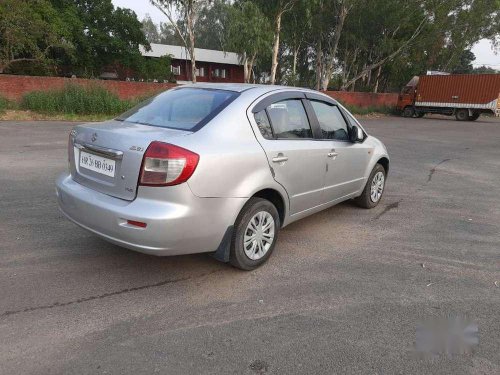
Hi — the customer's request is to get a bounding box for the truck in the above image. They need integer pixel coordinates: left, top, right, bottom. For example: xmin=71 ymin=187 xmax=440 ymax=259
xmin=397 ymin=74 xmax=500 ymax=121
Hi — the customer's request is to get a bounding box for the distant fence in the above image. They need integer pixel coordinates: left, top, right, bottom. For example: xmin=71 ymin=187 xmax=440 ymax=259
xmin=0 ymin=74 xmax=399 ymax=108
xmin=325 ymin=91 xmax=399 ymax=108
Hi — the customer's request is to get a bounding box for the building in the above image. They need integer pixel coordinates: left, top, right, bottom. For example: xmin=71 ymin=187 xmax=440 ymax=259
xmin=140 ymin=43 xmax=245 ymax=83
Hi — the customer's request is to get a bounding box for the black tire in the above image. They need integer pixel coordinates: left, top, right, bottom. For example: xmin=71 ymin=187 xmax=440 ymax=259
xmin=229 ymin=197 xmax=280 ymax=270
xmin=416 ymin=112 xmax=425 ymax=118
xmin=354 ymin=163 xmax=386 ymax=209
xmin=403 ymin=106 xmax=415 ymax=118
xmin=455 ymin=109 xmax=469 ymax=121
xmin=468 ymin=112 xmax=480 ymax=121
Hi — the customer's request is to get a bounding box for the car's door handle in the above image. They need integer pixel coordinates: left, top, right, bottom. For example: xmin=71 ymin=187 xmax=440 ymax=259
xmin=272 ymin=156 xmax=289 ymax=163
xmin=327 ymin=151 xmax=339 ymax=158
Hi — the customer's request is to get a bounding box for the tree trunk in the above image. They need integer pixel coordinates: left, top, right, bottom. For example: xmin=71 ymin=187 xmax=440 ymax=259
xmin=270 ymin=12 xmax=282 ymax=85
xmin=249 ymin=53 xmax=257 ymax=83
xmin=320 ymin=4 xmax=348 ymax=91
xmin=373 ymin=64 xmax=382 ymax=93
xmin=315 ymin=38 xmax=322 ymax=91
xmin=186 ymin=9 xmax=196 ymax=83
xmin=243 ymin=55 xmax=249 ymax=83
xmin=292 ymin=47 xmax=298 ymax=77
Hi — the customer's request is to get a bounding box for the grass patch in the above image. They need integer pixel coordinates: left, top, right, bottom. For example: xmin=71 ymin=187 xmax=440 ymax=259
xmin=344 ymin=104 xmax=396 ymax=116
xmin=21 ymin=83 xmax=135 ymax=116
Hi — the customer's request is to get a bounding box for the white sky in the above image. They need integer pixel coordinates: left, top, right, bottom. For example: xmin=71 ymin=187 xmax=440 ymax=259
xmin=112 ymin=0 xmax=499 ymax=69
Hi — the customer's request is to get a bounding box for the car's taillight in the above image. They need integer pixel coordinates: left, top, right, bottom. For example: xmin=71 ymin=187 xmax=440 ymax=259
xmin=139 ymin=141 xmax=199 ymax=186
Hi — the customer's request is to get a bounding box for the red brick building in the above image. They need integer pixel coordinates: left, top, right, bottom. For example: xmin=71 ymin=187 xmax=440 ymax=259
xmin=141 ymin=43 xmax=245 ymax=83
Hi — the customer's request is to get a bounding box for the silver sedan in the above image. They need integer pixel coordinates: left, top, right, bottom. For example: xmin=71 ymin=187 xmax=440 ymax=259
xmin=56 ymin=84 xmax=389 ymax=270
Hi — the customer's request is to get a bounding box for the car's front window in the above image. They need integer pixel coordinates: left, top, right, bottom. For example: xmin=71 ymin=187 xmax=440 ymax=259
xmin=310 ymin=100 xmax=350 ymax=141
xmin=116 ymin=88 xmax=238 ymax=131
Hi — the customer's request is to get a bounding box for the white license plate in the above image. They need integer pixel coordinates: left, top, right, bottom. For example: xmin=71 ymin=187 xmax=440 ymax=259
xmin=79 ymin=151 xmax=116 ymax=177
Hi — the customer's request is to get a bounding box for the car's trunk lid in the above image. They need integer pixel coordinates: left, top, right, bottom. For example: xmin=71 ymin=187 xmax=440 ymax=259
xmin=69 ymin=120 xmax=191 ymax=201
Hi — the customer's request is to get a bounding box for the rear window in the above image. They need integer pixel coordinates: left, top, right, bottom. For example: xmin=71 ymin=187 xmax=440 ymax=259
xmin=116 ymin=88 xmax=238 ymax=131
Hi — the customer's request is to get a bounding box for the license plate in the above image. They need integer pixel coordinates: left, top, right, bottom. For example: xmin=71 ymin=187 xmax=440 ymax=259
xmin=79 ymin=151 xmax=116 ymax=177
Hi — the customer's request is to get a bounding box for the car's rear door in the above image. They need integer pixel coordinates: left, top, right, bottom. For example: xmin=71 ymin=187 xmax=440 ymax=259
xmin=250 ymin=92 xmax=330 ymax=215
xmin=305 ymin=94 xmax=371 ymax=203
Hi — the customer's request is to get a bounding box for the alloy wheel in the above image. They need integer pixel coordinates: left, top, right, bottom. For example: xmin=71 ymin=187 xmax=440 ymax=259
xmin=370 ymin=171 xmax=385 ymax=203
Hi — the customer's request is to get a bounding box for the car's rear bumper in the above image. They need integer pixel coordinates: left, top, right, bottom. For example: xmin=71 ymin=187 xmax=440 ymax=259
xmin=56 ymin=173 xmax=246 ymax=256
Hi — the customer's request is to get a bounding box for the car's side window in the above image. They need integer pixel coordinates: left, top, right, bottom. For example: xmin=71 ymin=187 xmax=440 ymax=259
xmin=266 ymin=99 xmax=313 ymax=139
xmin=310 ymin=100 xmax=350 ymax=141
xmin=254 ymin=110 xmax=273 ymax=139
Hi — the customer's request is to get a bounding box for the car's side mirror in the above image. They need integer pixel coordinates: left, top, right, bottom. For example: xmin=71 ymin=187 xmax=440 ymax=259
xmin=349 ymin=125 xmax=364 ymax=143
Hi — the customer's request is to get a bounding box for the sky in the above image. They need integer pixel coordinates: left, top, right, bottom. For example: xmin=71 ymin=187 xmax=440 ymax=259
xmin=112 ymin=0 xmax=500 ymax=69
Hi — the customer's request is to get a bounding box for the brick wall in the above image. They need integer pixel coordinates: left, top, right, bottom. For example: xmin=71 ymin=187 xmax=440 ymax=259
xmin=0 ymin=74 xmax=176 ymax=101
xmin=324 ymin=91 xmax=399 ymax=108
xmin=0 ymin=74 xmax=399 ymax=108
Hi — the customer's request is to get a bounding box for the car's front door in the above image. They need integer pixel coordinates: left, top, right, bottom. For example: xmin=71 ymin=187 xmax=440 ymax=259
xmin=251 ymin=95 xmax=329 ymax=215
xmin=306 ymin=99 xmax=371 ymax=204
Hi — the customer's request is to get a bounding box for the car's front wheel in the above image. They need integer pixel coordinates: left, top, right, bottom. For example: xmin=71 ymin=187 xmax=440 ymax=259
xmin=230 ymin=197 xmax=280 ymax=270
xmin=355 ymin=163 xmax=386 ymax=209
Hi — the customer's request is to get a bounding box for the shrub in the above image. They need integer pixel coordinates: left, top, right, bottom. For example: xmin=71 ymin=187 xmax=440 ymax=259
xmin=21 ymin=83 xmax=133 ymax=115
xmin=0 ymin=96 xmax=10 ymax=113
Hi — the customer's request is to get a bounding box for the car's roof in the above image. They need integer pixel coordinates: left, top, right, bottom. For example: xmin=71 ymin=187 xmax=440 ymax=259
xmin=177 ymin=82 xmax=318 ymax=94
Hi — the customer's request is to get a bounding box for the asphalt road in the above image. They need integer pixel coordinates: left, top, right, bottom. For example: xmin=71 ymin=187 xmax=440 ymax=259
xmin=1 ymin=115 xmax=499 ymax=374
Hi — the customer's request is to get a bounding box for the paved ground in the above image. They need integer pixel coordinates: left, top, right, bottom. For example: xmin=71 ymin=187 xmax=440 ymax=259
xmin=0 ymin=115 xmax=499 ymax=375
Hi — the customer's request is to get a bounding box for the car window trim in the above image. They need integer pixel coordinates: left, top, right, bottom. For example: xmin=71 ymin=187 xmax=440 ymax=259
xmin=252 ymin=91 xmax=305 ymax=114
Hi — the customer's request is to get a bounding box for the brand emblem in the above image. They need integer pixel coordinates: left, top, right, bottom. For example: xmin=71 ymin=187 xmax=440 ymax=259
xmin=91 ymin=133 xmax=98 ymax=142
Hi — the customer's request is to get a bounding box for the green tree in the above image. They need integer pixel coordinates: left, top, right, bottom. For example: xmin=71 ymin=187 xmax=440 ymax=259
xmin=142 ymin=14 xmax=161 ymax=43
xmin=0 ymin=0 xmax=72 ymax=74
xmin=138 ymin=55 xmax=174 ymax=81
xmin=159 ymin=22 xmax=183 ymax=44
xmin=226 ymin=1 xmax=272 ymax=82
xmin=252 ymin=0 xmax=298 ymax=84
xmin=195 ymin=0 xmax=231 ymax=50
xmin=49 ymin=0 xmax=148 ymax=77
xmin=280 ymin=0 xmax=313 ymax=85
xmin=452 ymin=50 xmax=476 ymax=73
xmin=473 ymin=65 xmax=498 ymax=74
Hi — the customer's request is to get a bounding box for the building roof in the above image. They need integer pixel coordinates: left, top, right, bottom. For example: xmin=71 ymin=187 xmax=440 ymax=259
xmin=140 ymin=43 xmax=242 ymax=66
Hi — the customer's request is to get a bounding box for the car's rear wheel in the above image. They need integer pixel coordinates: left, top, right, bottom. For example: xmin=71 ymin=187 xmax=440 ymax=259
xmin=455 ymin=109 xmax=469 ymax=121
xmin=354 ymin=163 xmax=386 ymax=209
xmin=230 ymin=197 xmax=280 ymax=270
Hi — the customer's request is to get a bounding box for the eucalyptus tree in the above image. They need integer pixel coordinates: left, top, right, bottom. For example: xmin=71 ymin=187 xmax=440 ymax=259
xmin=226 ymin=1 xmax=272 ymax=82
xmin=142 ymin=14 xmax=161 ymax=43
xmin=195 ymin=0 xmax=231 ymax=50
xmin=309 ymin=0 xmax=355 ymax=91
xmin=280 ymin=0 xmax=313 ymax=85
xmin=252 ymin=0 xmax=299 ymax=84
xmin=151 ymin=0 xmax=212 ymax=82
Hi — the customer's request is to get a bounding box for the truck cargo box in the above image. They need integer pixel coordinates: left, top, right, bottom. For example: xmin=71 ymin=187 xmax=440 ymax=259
xmin=415 ymin=74 xmax=500 ymax=111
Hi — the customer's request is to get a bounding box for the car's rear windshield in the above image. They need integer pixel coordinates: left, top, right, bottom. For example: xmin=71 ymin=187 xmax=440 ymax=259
xmin=116 ymin=88 xmax=239 ymax=131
